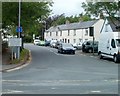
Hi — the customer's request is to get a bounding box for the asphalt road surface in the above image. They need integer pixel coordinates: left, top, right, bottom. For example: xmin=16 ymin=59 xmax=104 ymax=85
xmin=2 ymin=43 xmax=119 ymax=94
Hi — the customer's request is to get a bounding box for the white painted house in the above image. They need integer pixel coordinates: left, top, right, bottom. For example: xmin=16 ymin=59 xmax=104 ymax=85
xmin=44 ymin=19 xmax=104 ymax=44
xmin=101 ymin=17 xmax=120 ymax=33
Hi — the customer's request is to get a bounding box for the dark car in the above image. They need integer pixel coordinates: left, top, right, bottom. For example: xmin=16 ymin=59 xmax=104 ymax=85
xmin=45 ymin=40 xmax=51 ymax=46
xmin=58 ymin=43 xmax=76 ymax=54
xmin=82 ymin=41 xmax=98 ymax=53
xmin=55 ymin=41 xmax=63 ymax=49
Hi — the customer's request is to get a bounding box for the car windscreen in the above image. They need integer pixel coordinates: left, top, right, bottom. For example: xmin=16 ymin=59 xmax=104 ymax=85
xmin=62 ymin=44 xmax=72 ymax=47
xmin=35 ymin=40 xmax=40 ymax=42
xmin=116 ymin=39 xmax=120 ymax=47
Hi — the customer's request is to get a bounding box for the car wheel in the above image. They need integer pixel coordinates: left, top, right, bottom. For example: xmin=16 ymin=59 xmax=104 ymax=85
xmin=60 ymin=50 xmax=63 ymax=54
xmin=82 ymin=49 xmax=85 ymax=52
xmin=88 ymin=49 xmax=92 ymax=53
xmin=73 ymin=52 xmax=75 ymax=54
xmin=71 ymin=51 xmax=75 ymax=54
xmin=114 ymin=55 xmax=118 ymax=63
xmin=99 ymin=53 xmax=103 ymax=59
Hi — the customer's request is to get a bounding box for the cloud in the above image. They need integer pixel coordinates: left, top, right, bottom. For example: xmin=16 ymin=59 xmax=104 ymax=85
xmin=51 ymin=0 xmax=85 ymax=16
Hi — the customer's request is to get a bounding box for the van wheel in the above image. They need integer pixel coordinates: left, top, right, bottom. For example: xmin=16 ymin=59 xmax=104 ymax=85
xmin=99 ymin=53 xmax=103 ymax=59
xmin=114 ymin=55 xmax=118 ymax=63
xmin=88 ymin=49 xmax=92 ymax=53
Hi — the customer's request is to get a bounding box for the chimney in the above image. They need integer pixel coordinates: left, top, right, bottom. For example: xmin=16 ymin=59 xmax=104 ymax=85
xmin=99 ymin=12 xmax=104 ymax=19
xmin=66 ymin=20 xmax=70 ymax=24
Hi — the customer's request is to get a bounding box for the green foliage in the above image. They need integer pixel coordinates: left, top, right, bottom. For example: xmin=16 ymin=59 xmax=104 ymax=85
xmin=24 ymin=35 xmax=33 ymax=43
xmin=50 ymin=13 xmax=92 ymax=26
xmin=10 ymin=48 xmax=29 ymax=64
xmin=20 ymin=48 xmax=29 ymax=61
xmin=2 ymin=1 xmax=53 ymax=35
xmin=81 ymin=2 xmax=119 ymax=18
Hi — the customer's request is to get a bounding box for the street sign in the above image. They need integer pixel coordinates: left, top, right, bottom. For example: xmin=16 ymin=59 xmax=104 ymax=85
xmin=8 ymin=38 xmax=22 ymax=47
xmin=16 ymin=27 xmax=22 ymax=32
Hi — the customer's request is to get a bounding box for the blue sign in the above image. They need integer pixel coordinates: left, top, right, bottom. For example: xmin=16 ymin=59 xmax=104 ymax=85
xmin=16 ymin=27 xmax=22 ymax=32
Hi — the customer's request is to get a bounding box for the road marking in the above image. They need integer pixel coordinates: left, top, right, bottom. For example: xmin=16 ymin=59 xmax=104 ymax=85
xmin=3 ymin=79 xmax=119 ymax=83
xmin=51 ymin=87 xmax=56 ymax=89
xmin=2 ymin=79 xmax=91 ymax=83
xmin=48 ymin=48 xmax=61 ymax=56
xmin=104 ymin=79 xmax=119 ymax=82
xmin=47 ymin=48 xmax=75 ymax=56
xmin=91 ymin=90 xmax=101 ymax=93
xmin=2 ymin=90 xmax=24 ymax=94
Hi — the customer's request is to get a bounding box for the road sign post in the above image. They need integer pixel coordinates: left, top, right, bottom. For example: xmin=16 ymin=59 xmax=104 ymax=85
xmin=8 ymin=38 xmax=22 ymax=59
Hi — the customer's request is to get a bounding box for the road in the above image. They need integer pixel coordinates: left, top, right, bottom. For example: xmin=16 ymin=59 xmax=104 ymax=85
xmin=2 ymin=43 xmax=119 ymax=94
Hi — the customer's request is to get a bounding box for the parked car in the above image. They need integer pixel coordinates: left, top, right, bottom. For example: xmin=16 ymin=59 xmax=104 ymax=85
xmin=58 ymin=43 xmax=76 ymax=54
xmin=82 ymin=41 xmax=98 ymax=53
xmin=45 ymin=40 xmax=51 ymax=46
xmin=38 ymin=40 xmax=45 ymax=46
xmin=72 ymin=42 xmax=82 ymax=50
xmin=55 ymin=41 xmax=63 ymax=49
xmin=50 ymin=40 xmax=57 ymax=48
xmin=33 ymin=39 xmax=40 ymax=45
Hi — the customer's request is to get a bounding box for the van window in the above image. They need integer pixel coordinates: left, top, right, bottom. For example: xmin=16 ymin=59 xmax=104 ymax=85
xmin=111 ymin=39 xmax=116 ymax=48
xmin=116 ymin=39 xmax=120 ymax=47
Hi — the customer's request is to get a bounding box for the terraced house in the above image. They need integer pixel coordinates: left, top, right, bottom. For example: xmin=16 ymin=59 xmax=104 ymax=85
xmin=44 ymin=19 xmax=104 ymax=44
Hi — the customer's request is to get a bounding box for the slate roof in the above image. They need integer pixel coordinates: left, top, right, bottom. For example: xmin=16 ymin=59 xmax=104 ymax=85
xmin=107 ymin=17 xmax=120 ymax=32
xmin=46 ymin=20 xmax=99 ymax=32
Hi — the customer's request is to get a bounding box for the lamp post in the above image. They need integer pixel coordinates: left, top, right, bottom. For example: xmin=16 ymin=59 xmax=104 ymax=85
xmin=18 ymin=0 xmax=21 ymax=38
xmin=17 ymin=0 xmax=21 ymax=59
xmin=41 ymin=20 xmax=46 ymax=40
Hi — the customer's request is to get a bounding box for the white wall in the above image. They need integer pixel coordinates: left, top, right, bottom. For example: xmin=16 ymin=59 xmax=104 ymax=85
xmin=101 ymin=19 xmax=113 ymax=33
xmin=93 ymin=19 xmax=105 ymax=41
xmin=44 ymin=19 xmax=104 ymax=44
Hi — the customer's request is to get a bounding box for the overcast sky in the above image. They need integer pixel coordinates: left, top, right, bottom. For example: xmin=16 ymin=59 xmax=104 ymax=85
xmin=50 ymin=0 xmax=86 ymax=17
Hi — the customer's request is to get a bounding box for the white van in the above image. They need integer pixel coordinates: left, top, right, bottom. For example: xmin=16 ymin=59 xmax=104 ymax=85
xmin=98 ymin=32 xmax=120 ymax=63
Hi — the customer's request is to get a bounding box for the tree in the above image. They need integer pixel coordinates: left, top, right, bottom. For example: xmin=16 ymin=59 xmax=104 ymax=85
xmin=48 ymin=13 xmax=92 ymax=26
xmin=2 ymin=1 xmax=53 ymax=37
xmin=81 ymin=1 xmax=119 ymax=18
xmin=81 ymin=1 xmax=120 ymax=27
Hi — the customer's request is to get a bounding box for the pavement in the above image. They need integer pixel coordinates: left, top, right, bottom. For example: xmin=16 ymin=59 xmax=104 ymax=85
xmin=1 ymin=48 xmax=31 ymax=72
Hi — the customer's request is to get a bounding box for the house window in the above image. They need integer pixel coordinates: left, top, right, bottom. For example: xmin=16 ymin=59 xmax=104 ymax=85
xmin=73 ymin=39 xmax=76 ymax=43
xmin=79 ymin=38 xmax=82 ymax=43
xmin=50 ymin=32 xmax=52 ymax=36
xmin=89 ymin=27 xmax=94 ymax=36
xmin=68 ymin=30 xmax=70 ymax=36
xmin=74 ymin=30 xmax=76 ymax=36
xmin=85 ymin=29 xmax=88 ymax=36
xmin=56 ymin=31 xmax=58 ymax=36
xmin=65 ymin=38 xmax=67 ymax=43
xmin=63 ymin=39 xmax=64 ymax=43
xmin=68 ymin=39 xmax=70 ymax=43
xmin=60 ymin=31 xmax=62 ymax=36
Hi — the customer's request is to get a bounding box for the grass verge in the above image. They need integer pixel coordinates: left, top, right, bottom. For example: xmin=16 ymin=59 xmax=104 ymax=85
xmin=10 ymin=48 xmax=29 ymax=64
